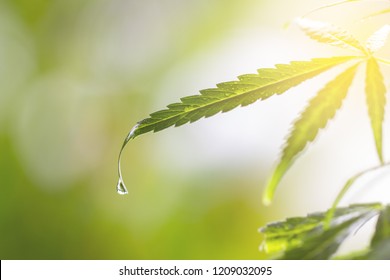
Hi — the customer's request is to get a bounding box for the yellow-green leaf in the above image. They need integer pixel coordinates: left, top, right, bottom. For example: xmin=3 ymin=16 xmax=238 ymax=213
xmin=365 ymin=57 xmax=386 ymax=163
xmin=296 ymin=18 xmax=367 ymax=53
xmin=263 ymin=63 xmax=359 ymax=205
xmin=126 ymin=56 xmax=354 ymax=140
xmin=260 ymin=203 xmax=381 ymax=259
xmin=117 ymin=56 xmax=355 ymax=195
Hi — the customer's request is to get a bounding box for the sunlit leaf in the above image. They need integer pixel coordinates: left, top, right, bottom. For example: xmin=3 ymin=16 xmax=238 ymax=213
xmin=125 ymin=56 xmax=354 ymax=139
xmin=296 ymin=18 xmax=367 ymax=53
xmin=260 ymin=203 xmax=381 ymax=259
xmin=263 ymin=63 xmax=359 ymax=205
xmin=366 ymin=24 xmax=390 ymax=53
xmin=365 ymin=57 xmax=386 ymax=163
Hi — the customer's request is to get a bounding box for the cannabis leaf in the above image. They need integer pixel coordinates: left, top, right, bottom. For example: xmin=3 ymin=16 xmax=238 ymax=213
xmin=281 ymin=215 xmax=368 ymax=260
xmin=260 ymin=203 xmax=381 ymax=259
xmin=118 ymin=11 xmax=389 ymax=211
xmin=264 ymin=23 xmax=390 ymax=204
xmin=296 ymin=18 xmax=367 ymax=53
xmin=365 ymin=57 xmax=386 ymax=163
xmin=263 ymin=63 xmax=359 ymax=204
xmin=125 ymin=56 xmax=353 ymax=139
xmin=117 ymin=55 xmax=355 ymax=196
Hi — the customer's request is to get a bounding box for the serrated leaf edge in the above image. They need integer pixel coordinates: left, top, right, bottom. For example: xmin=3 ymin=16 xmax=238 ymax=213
xmin=263 ymin=63 xmax=359 ymax=205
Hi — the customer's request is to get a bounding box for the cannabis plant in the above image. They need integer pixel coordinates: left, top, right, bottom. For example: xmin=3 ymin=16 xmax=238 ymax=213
xmin=117 ymin=1 xmax=390 ymax=259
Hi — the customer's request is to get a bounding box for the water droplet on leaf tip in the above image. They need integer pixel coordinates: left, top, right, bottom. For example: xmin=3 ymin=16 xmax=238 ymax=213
xmin=116 ymin=179 xmax=128 ymax=195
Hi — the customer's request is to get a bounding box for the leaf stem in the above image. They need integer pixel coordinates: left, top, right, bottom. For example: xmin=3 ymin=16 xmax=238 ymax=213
xmin=324 ymin=162 xmax=390 ymax=228
xmin=302 ymin=0 xmax=390 ymax=18
xmin=376 ymin=57 xmax=390 ymax=65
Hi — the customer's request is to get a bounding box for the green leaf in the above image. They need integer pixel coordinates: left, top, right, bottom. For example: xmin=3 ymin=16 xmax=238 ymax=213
xmin=365 ymin=57 xmax=386 ymax=163
xmin=260 ymin=215 xmax=323 ymax=255
xmin=263 ymin=63 xmax=359 ymax=205
xmin=281 ymin=216 xmax=366 ymax=260
xmin=296 ymin=18 xmax=367 ymax=53
xmin=341 ymin=205 xmax=390 ymax=260
xmin=366 ymin=25 xmax=390 ymax=53
xmin=126 ymin=56 xmax=354 ymax=139
xmin=366 ymin=240 xmax=390 ymax=259
xmin=371 ymin=205 xmax=390 ymax=247
xmin=260 ymin=203 xmax=381 ymax=259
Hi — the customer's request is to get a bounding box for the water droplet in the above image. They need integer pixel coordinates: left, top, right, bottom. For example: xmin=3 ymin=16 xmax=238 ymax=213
xmin=116 ymin=178 xmax=128 ymax=195
xmin=116 ymin=122 xmax=140 ymax=195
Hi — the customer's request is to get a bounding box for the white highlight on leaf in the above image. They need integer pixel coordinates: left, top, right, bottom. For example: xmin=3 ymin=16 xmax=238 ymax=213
xmin=366 ymin=25 xmax=390 ymax=53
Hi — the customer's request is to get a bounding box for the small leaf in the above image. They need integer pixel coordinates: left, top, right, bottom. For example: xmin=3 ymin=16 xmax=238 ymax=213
xmin=296 ymin=18 xmax=367 ymax=53
xmin=126 ymin=56 xmax=354 ymax=139
xmin=365 ymin=57 xmax=386 ymax=163
xmin=264 ymin=63 xmax=359 ymax=204
xmin=366 ymin=24 xmax=390 ymax=53
xmin=260 ymin=203 xmax=381 ymax=259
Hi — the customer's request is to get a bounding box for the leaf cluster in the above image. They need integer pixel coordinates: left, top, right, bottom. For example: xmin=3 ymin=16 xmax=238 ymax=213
xmin=118 ymin=2 xmax=390 ymax=259
xmin=260 ymin=203 xmax=390 ymax=259
xmin=120 ymin=17 xmax=390 ymax=205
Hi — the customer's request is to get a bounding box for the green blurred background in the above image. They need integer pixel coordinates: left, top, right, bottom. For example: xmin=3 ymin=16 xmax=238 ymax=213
xmin=1 ymin=0 xmax=389 ymax=259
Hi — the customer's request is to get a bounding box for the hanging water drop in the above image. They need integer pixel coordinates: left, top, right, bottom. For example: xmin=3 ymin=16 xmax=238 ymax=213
xmin=116 ymin=178 xmax=128 ymax=195
xmin=116 ymin=122 xmax=140 ymax=195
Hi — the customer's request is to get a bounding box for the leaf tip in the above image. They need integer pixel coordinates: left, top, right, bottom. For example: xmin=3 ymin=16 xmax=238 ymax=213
xmin=262 ymin=173 xmax=280 ymax=206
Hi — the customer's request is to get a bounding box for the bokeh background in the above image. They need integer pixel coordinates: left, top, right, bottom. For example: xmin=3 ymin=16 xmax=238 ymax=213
xmin=1 ymin=0 xmax=390 ymax=259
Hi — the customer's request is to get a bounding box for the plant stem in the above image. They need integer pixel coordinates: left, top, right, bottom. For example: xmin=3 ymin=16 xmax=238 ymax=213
xmin=377 ymin=57 xmax=390 ymax=65
xmin=324 ymin=162 xmax=390 ymax=228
